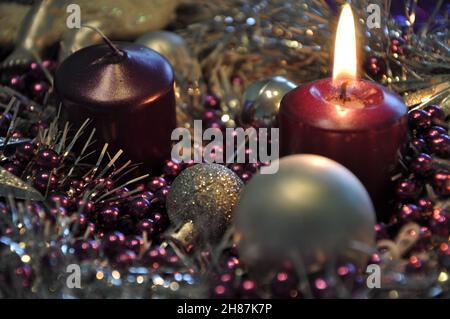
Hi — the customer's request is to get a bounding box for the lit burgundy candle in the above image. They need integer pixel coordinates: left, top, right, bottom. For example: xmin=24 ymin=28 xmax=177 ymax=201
xmin=279 ymin=5 xmax=408 ymax=219
xmin=55 ymin=36 xmax=176 ymax=172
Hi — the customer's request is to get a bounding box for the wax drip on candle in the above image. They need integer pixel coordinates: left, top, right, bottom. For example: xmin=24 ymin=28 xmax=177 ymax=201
xmin=80 ymin=24 xmax=125 ymax=61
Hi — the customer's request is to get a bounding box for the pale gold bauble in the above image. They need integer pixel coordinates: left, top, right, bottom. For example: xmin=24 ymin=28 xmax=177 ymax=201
xmin=136 ymin=31 xmax=190 ymax=71
xmin=235 ymin=154 xmax=376 ymax=274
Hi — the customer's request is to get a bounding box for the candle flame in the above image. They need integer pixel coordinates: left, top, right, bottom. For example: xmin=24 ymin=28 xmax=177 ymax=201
xmin=333 ymin=4 xmax=357 ymax=84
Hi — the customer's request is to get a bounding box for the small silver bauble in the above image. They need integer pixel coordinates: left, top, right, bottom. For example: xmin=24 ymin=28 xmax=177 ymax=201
xmin=240 ymin=76 xmax=297 ymax=128
xmin=235 ymin=154 xmax=376 ymax=275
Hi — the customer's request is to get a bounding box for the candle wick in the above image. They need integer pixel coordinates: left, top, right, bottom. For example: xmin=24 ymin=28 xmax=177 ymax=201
xmin=81 ymin=24 xmax=124 ymax=57
xmin=339 ymin=81 xmax=349 ymax=102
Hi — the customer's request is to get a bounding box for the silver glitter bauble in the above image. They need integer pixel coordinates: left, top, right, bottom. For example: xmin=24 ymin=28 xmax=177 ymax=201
xmin=235 ymin=155 xmax=376 ymax=274
xmin=240 ymin=76 xmax=297 ymax=128
xmin=167 ymin=164 xmax=243 ymax=244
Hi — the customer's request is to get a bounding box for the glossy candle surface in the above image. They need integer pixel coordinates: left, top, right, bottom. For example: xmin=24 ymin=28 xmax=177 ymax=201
xmin=280 ymin=78 xmax=408 ymax=219
xmin=55 ymin=42 xmax=176 ymax=171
